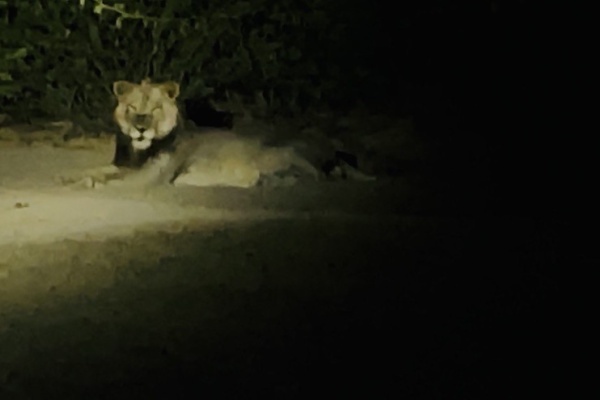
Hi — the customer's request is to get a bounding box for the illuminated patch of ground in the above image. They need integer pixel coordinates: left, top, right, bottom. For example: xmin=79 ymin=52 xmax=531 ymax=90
xmin=0 ymin=143 xmax=554 ymax=398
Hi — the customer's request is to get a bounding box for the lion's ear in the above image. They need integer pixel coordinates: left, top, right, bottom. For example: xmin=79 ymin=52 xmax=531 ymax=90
xmin=161 ymin=81 xmax=180 ymax=100
xmin=113 ymin=81 xmax=136 ymax=97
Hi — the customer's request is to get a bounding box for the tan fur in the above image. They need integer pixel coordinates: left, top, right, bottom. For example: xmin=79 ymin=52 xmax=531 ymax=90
xmin=113 ymin=79 xmax=180 ymax=150
xmin=170 ymin=131 xmax=320 ymax=188
xmin=62 ymin=80 xmax=321 ymax=188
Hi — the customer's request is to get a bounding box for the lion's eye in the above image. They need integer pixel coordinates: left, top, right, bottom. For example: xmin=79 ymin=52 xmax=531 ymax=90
xmin=152 ymin=106 xmax=162 ymax=112
xmin=127 ymin=104 xmax=137 ymax=112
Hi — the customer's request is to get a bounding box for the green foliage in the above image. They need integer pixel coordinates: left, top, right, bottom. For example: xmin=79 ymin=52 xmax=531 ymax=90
xmin=0 ymin=0 xmax=358 ymax=125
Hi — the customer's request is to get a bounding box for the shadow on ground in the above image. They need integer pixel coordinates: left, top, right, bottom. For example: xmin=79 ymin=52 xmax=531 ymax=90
xmin=0 ymin=188 xmax=562 ymax=398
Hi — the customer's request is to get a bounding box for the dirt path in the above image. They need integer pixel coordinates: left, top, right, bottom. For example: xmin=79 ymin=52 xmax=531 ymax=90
xmin=0 ymin=145 xmax=556 ymax=398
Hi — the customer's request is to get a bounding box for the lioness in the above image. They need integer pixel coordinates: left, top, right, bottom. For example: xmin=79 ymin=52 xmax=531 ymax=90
xmin=61 ymin=79 xmax=377 ymax=188
xmin=67 ymin=79 xmax=321 ymax=188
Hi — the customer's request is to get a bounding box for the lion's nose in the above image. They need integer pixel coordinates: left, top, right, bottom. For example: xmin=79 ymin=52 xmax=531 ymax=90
xmin=135 ymin=114 xmax=149 ymax=125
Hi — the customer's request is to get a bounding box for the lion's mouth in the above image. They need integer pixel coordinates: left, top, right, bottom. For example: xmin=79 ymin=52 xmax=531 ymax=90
xmin=133 ymin=127 xmax=156 ymax=139
xmin=126 ymin=127 xmax=154 ymax=150
xmin=131 ymin=138 xmax=152 ymax=150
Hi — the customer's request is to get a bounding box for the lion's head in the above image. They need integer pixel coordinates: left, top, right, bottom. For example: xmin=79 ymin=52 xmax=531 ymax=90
xmin=113 ymin=79 xmax=180 ymax=151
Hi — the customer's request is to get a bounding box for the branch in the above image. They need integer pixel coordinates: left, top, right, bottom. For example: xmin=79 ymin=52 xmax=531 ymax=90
xmin=93 ymin=0 xmax=163 ymax=22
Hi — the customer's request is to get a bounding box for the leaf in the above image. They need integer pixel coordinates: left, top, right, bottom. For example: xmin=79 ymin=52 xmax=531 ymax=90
xmin=88 ymin=22 xmax=102 ymax=50
xmin=0 ymin=72 xmax=13 ymax=81
xmin=5 ymin=48 xmax=28 ymax=60
xmin=0 ymin=84 xmax=20 ymax=96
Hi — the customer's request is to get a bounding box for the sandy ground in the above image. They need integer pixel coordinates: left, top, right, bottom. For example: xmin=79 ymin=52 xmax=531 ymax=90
xmin=0 ymin=141 xmax=562 ymax=398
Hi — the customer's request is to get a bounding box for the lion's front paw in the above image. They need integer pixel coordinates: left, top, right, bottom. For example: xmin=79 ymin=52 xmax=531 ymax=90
xmin=57 ymin=165 xmax=123 ymax=188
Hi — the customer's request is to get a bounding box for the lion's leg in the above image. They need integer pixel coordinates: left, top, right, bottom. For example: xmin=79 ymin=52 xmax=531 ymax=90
xmin=290 ymin=155 xmax=321 ymax=180
xmin=57 ymin=165 xmax=123 ymax=188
